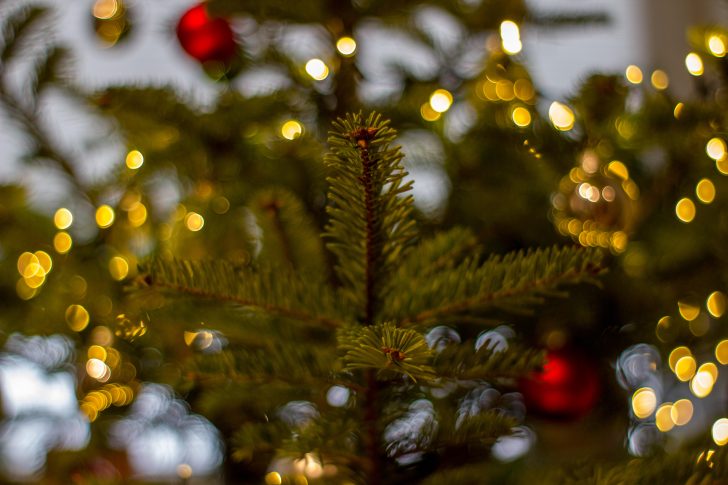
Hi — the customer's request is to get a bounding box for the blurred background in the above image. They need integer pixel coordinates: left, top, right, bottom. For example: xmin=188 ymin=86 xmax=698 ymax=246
xmin=3 ymin=0 xmax=728 ymax=482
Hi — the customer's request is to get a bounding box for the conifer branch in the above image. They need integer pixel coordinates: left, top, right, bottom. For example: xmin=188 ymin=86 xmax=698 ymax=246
xmin=141 ymin=258 xmax=347 ymax=329
xmin=433 ymin=345 xmax=545 ymax=382
xmin=393 ymin=246 xmax=603 ymax=327
xmin=324 ymin=112 xmax=417 ymax=323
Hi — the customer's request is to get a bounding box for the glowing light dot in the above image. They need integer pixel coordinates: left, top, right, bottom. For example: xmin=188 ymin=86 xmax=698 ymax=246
xmin=125 ymin=150 xmax=144 ymax=169
xmin=66 ymin=304 xmax=90 ymax=332
xmin=669 ymin=346 xmax=692 ymax=372
xmin=678 ymin=301 xmax=700 ymax=321
xmin=607 ymin=161 xmax=629 ymax=180
xmin=625 ymin=65 xmax=643 ymax=84
xmin=500 ymin=20 xmax=522 ymax=55
xmin=265 ymin=472 xmax=283 ymax=485
xmin=716 ymin=340 xmax=728 ymax=365
xmin=305 ymin=58 xmax=329 ymax=81
xmin=674 ymin=102 xmax=684 ymax=119
xmin=420 ymin=102 xmax=440 ymax=122
xmin=34 ymin=251 xmax=52 ymax=274
xmin=651 ymin=70 xmax=669 ymax=90
xmin=513 ymin=79 xmax=534 ymax=101
xmin=336 ymin=36 xmax=357 ymax=56
xmin=675 ymin=198 xmax=696 ymax=223
xmin=429 ymin=89 xmax=453 ymax=113
xmin=86 ymin=358 xmax=108 ymax=380
xmin=177 ymin=464 xmax=193 ymax=479
xmin=655 ymin=404 xmax=675 ymax=432
xmin=185 ymin=212 xmax=205 ymax=231
xmin=632 ymin=387 xmax=657 ymax=419
xmin=88 ymin=345 xmax=107 ymax=361
xmin=281 ymin=120 xmax=303 ymax=140
xmin=17 ymin=252 xmax=41 ymax=278
xmin=707 ymin=138 xmax=727 ymax=161
xmin=54 ymin=232 xmax=72 ymax=254
xmin=92 ymin=0 xmax=118 ymax=20
xmin=718 ymin=158 xmax=728 ymax=175
xmin=705 ymin=291 xmax=726 ymax=318
xmin=511 ymin=107 xmax=531 ymax=127
xmin=671 ymin=399 xmax=694 ymax=426
xmin=108 ymin=256 xmax=129 ymax=281
xmin=95 ymin=205 xmax=115 ymax=228
xmin=685 ymin=52 xmax=704 ymax=76
xmin=675 ymin=355 xmax=697 ymax=381
xmin=708 ymin=35 xmax=727 ymax=57
xmin=548 ymin=101 xmax=575 ymax=131
xmin=691 ymin=370 xmax=715 ymax=398
xmin=714 ymin=419 xmax=728 ymax=446
xmin=696 ymin=178 xmax=716 ymax=203
xmin=54 ymin=208 xmax=73 ymax=229
xmin=128 ymin=202 xmax=147 ymax=227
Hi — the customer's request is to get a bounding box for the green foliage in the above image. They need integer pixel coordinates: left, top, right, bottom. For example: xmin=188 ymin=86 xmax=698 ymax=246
xmin=341 ymin=322 xmax=435 ymax=382
xmin=140 ymin=112 xmax=604 ymax=483
xmin=389 ymin=245 xmax=604 ymax=327
xmin=324 ymin=112 xmax=416 ymax=322
xmin=540 ymin=447 xmax=728 ymax=485
xmin=141 ymin=258 xmax=347 ymax=329
xmin=433 ymin=343 xmax=545 ymax=382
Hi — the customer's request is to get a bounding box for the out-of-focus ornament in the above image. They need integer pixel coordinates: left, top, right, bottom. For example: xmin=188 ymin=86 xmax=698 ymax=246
xmin=551 ymin=150 xmax=639 ymax=254
xmin=176 ymin=4 xmax=237 ymax=65
xmin=520 ymin=349 xmax=600 ymax=419
xmin=92 ymin=0 xmax=132 ymax=47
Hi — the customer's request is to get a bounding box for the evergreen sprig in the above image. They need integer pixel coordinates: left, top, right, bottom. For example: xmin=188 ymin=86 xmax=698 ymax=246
xmin=142 ymin=258 xmax=347 ymax=329
xmin=324 ymin=112 xmax=417 ymax=323
xmin=139 ymin=112 xmax=605 ymax=483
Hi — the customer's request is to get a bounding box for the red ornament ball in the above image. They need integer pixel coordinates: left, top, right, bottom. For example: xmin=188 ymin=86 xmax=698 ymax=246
xmin=520 ymin=350 xmax=600 ymax=419
xmin=176 ymin=4 xmax=236 ymax=64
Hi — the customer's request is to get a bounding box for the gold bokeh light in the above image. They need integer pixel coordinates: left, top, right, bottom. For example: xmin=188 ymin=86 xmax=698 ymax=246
xmin=54 ymin=232 xmax=72 ymax=254
xmin=671 ymin=399 xmax=694 ymax=426
xmin=706 ymin=137 xmax=726 ymax=160
xmin=651 ymin=70 xmax=669 ymax=90
xmin=685 ymin=52 xmax=704 ymax=76
xmin=716 ymin=339 xmax=728 ymax=365
xmin=707 ymin=291 xmax=726 ymax=318
xmin=305 ymin=59 xmax=329 ymax=81
xmin=54 ymin=208 xmax=73 ymax=229
xmin=625 ymin=65 xmax=643 ymax=84
xmin=96 ymin=205 xmax=115 ymax=228
xmin=336 ymin=37 xmax=357 ymax=56
xmin=632 ymin=387 xmax=657 ymax=419
xmin=281 ymin=120 xmax=303 ymax=140
xmin=429 ymin=89 xmax=453 ymax=113
xmin=185 ymin=212 xmax=205 ymax=231
xmin=655 ymin=403 xmax=675 ymax=432
xmin=713 ymin=418 xmax=728 ymax=446
xmin=548 ymin=101 xmax=575 ymax=131
xmin=66 ymin=304 xmax=90 ymax=332
xmin=696 ymin=178 xmax=716 ymax=203
xmin=125 ymin=150 xmax=144 ymax=169
xmin=675 ymin=198 xmax=696 ymax=223
xmin=675 ymin=355 xmax=697 ymax=381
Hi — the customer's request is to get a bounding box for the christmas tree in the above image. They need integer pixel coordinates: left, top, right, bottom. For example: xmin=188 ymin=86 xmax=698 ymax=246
xmin=2 ymin=0 xmax=728 ymax=483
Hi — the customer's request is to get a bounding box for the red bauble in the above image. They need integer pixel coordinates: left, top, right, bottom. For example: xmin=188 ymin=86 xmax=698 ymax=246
xmin=520 ymin=349 xmax=600 ymax=419
xmin=176 ymin=4 xmax=236 ymax=64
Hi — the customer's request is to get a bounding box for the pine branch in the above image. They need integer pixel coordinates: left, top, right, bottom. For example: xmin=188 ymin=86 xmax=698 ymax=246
xmin=324 ymin=112 xmax=417 ymax=323
xmin=541 ymin=446 xmax=728 ymax=485
xmin=141 ymin=258 xmax=348 ymax=329
xmin=392 ymin=246 xmax=603 ymax=327
xmin=433 ymin=344 xmax=545 ymax=382
xmin=339 ymin=322 xmax=436 ymax=383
